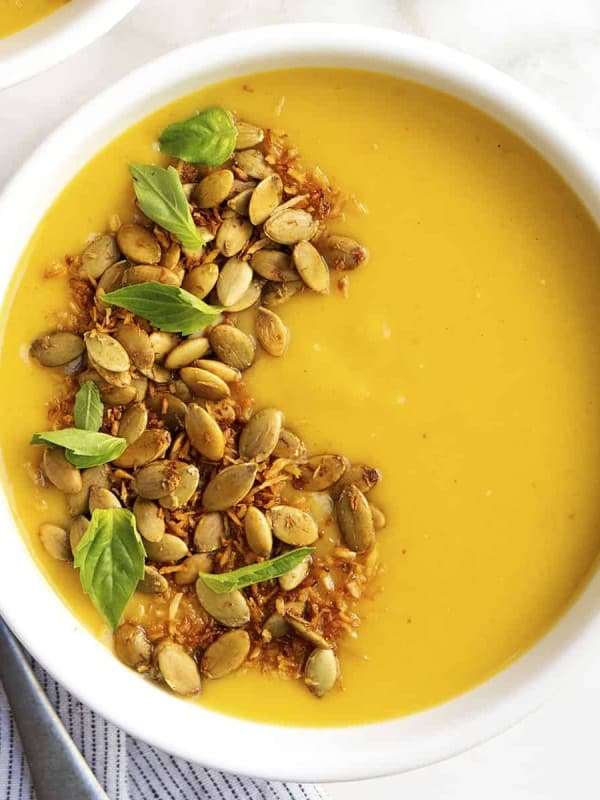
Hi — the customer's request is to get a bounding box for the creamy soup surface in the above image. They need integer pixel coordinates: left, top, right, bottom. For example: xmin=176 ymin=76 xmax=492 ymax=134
xmin=3 ymin=68 xmax=600 ymax=726
xmin=0 ymin=0 xmax=69 ymax=38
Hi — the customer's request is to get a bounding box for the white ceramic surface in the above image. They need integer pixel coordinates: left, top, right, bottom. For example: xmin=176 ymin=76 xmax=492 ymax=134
xmin=0 ymin=0 xmax=139 ymax=89
xmin=1 ymin=24 xmax=600 ymax=784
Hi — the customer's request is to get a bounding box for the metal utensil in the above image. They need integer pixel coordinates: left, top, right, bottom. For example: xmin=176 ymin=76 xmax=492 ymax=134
xmin=0 ymin=619 xmax=109 ymax=800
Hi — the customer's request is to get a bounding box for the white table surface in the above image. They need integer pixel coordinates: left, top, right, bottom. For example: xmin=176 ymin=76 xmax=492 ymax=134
xmin=4 ymin=0 xmax=600 ymax=797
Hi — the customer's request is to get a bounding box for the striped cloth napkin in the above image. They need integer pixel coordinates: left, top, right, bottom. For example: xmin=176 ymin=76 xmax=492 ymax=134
xmin=0 ymin=659 xmax=326 ymax=800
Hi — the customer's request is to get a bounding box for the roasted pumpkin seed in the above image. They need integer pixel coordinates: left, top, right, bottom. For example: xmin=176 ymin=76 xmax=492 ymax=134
xmin=84 ymin=332 xmax=130 ymax=373
xmin=208 ymin=325 xmax=255 ymax=371
xmin=114 ymin=324 xmax=154 ymax=371
xmin=273 ymin=428 xmax=307 ymax=459
xmin=264 ymin=208 xmax=318 ymax=245
xmin=101 ymin=383 xmax=137 ymax=405
xmin=164 ymin=337 xmax=210 ymax=369
xmin=133 ymin=497 xmax=165 ymax=543
xmin=262 ymin=612 xmax=290 ymax=642
xmin=195 ymin=578 xmax=250 ymax=628
xmin=179 ymin=366 xmax=230 ymax=400
xmin=146 ymin=393 xmax=188 ymax=431
xmin=89 ymin=486 xmax=121 ymax=512
xmin=287 ymin=615 xmax=329 ymax=649
xmin=261 ymin=279 xmax=304 ymax=307
xmin=114 ymin=624 xmax=152 ymax=669
xmin=39 ymin=523 xmax=71 ymax=561
xmin=67 ymin=464 xmax=109 ymax=515
xmin=182 ymin=262 xmax=219 ymax=299
xmin=225 ymin=278 xmax=263 ymax=312
xmin=304 ymin=647 xmax=339 ymax=697
xmin=293 ymin=240 xmax=330 ymax=293
xmin=144 ymin=533 xmax=188 ymax=563
xmin=193 ymin=169 xmax=234 ymax=208
xmin=331 ymin=464 xmax=382 ymax=499
xmin=255 ymin=306 xmax=289 ymax=357
xmin=42 ymin=447 xmax=82 ymax=494
xmin=239 ymin=408 xmax=283 ymax=462
xmin=251 ymin=250 xmax=298 ymax=282
xmin=249 ymin=174 xmax=283 ymax=226
xmin=227 ymin=188 xmax=253 ymax=216
xmin=201 ymin=630 xmax=250 ymax=679
xmin=216 ymin=214 xmax=253 ymax=257
xmin=293 ymin=454 xmax=349 ymax=492
xmin=174 ymin=553 xmax=213 ymax=586
xmin=202 ymin=462 xmax=257 ymax=511
xmin=269 ymin=505 xmax=319 ymax=546
xmin=279 ymin=555 xmax=310 ymax=591
xmin=193 ymin=512 xmax=226 ymax=552
xmin=185 ymin=404 xmax=225 ymax=461
xmin=113 ymin=428 xmax=171 ymax=468
xmin=192 ymin=359 xmax=240 ymax=384
xmin=122 ymin=265 xmax=181 ymax=287
xmin=31 ymin=332 xmax=84 ymax=368
xmin=134 ymin=460 xmax=183 ymax=499
xmin=149 ymin=331 xmax=180 ymax=361
xmin=117 ymin=402 xmax=148 ymax=445
xmin=80 ymin=234 xmax=120 ymax=279
xmin=216 ymin=257 xmax=253 ymax=307
xmin=159 ymin=463 xmax=200 ymax=510
xmin=156 ymin=639 xmax=201 ymax=696
xmin=138 ymin=565 xmax=169 ymax=593
xmin=244 ymin=506 xmax=272 ymax=557
xmin=336 ymin=485 xmax=375 ymax=553
xmin=235 ymin=122 xmax=264 ymax=150
xmin=235 ymin=148 xmax=272 ymax=179
xmin=69 ymin=515 xmax=89 ymax=554
xmin=315 ymin=234 xmax=368 ymax=271
xmin=117 ymin=223 xmax=161 ymax=264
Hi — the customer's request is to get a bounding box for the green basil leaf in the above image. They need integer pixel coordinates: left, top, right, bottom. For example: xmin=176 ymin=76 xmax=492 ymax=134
xmin=159 ymin=107 xmax=237 ymax=167
xmin=30 ymin=428 xmax=127 ymax=467
xmin=74 ymin=508 xmax=146 ymax=630
xmin=103 ymin=281 xmax=222 ymax=335
xmin=198 ymin=547 xmax=314 ymax=594
xmin=73 ymin=381 xmax=103 ymax=432
xmin=129 ymin=164 xmax=207 ymax=250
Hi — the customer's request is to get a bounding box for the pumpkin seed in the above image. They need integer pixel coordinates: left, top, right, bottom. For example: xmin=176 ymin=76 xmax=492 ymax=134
xmin=261 ymin=279 xmax=304 ymax=307
xmin=269 ymin=506 xmax=319 ymax=546
xmin=62 ymin=353 xmax=85 ymax=376
xmin=195 ymin=578 xmax=250 ymax=627
xmin=235 ymin=122 xmax=264 ymax=150
xmin=201 ymin=630 xmax=250 ymax=679
xmin=292 ymin=240 xmax=330 ymax=294
xmin=262 ymin=612 xmax=289 ymax=641
xmin=174 ymin=379 xmax=192 ymax=403
xmin=164 ymin=337 xmax=210 ymax=369
xmin=117 ymin=223 xmax=161 ymax=264
xmin=202 ymin=462 xmax=257 ymax=511
xmin=156 ymin=640 xmax=201 ymax=696
xmin=249 ymin=174 xmax=283 ymax=226
xmin=31 ymin=332 xmax=84 ymax=368
xmin=67 ymin=464 xmax=109 ymax=515
xmin=369 ymin=502 xmax=386 ymax=531
xmin=331 ymin=464 xmax=382 ymax=499
xmin=193 ymin=169 xmax=234 ymax=208
xmin=162 ymin=241 xmax=181 ymax=270
xmin=192 ymin=359 xmax=241 ymax=384
xmin=42 ymin=447 xmax=82 ymax=494
xmin=138 ymin=564 xmax=169 ymax=593
xmin=304 ymin=647 xmax=338 ymax=697
xmin=39 ymin=523 xmax=71 ymax=561
xmin=144 ymin=533 xmax=188 ymax=563
xmin=279 ymin=555 xmax=310 ymax=591
xmin=255 ymin=307 xmax=289 ymax=357
xmin=114 ymin=624 xmax=152 ymax=669
xmin=239 ymin=408 xmax=283 ymax=462
xmin=251 ymin=250 xmax=298 ymax=282
xmin=287 ymin=615 xmax=330 ymax=649
xmin=185 ymin=404 xmax=225 ymax=461
xmin=182 ymin=262 xmax=219 ymax=299
xmin=336 ymin=485 xmax=375 ymax=553
xmin=80 ymin=234 xmax=120 ymax=278
xmin=102 ymin=384 xmax=137 ymax=405
xmin=96 ymin=260 xmax=127 ymax=306
xmin=264 ymin=209 xmax=318 ymax=245
xmin=148 ymin=331 xmax=179 ymax=362
xmin=216 ymin=257 xmax=253 ymax=307
xmin=146 ymin=393 xmax=188 ymax=431
xmin=133 ymin=497 xmax=165 ymax=543
xmin=209 ymin=325 xmax=255 ymax=371
xmin=225 ymin=278 xmax=263 ymax=312
xmin=69 ymin=515 xmax=89 ymax=554
xmin=134 ymin=460 xmax=183 ymax=499
xmin=84 ymin=332 xmax=130 ymax=374
xmin=123 ymin=265 xmax=181 ymax=287
xmin=244 ymin=506 xmax=272 ymax=557
xmin=293 ymin=454 xmax=349 ymax=492
xmin=273 ymin=428 xmax=307 ymax=459
xmin=89 ymin=486 xmax=121 ymax=512
xmin=216 ymin=214 xmax=253 ymax=257
xmin=114 ymin=324 xmax=154 ymax=371
xmin=88 ymin=358 xmax=131 ymax=387
xmin=235 ymin=149 xmax=272 ymax=179
xmin=179 ymin=366 xmax=230 ymax=400
xmin=193 ymin=512 xmax=226 ymax=552
xmin=114 ymin=428 xmax=171 ymax=468
xmin=227 ymin=188 xmax=254 ymax=216
xmin=315 ymin=234 xmax=368 ymax=271
xmin=174 ymin=553 xmax=213 ymax=586
xmin=118 ymin=402 xmax=148 ymax=445
xmin=159 ymin=463 xmax=200 ymax=510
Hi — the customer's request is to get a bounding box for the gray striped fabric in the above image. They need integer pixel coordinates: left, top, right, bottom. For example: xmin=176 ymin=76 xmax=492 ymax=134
xmin=0 ymin=661 xmax=325 ymax=800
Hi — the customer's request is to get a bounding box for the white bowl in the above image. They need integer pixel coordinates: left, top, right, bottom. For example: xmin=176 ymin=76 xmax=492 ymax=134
xmin=1 ymin=24 xmax=600 ymax=783
xmin=0 ymin=0 xmax=139 ymax=90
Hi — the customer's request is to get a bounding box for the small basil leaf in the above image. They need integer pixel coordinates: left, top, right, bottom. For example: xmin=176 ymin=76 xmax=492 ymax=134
xmin=73 ymin=381 xmax=103 ymax=432
xmin=103 ymin=281 xmax=222 ymax=335
xmin=198 ymin=547 xmax=314 ymax=594
xmin=31 ymin=428 xmax=127 ymax=467
xmin=129 ymin=164 xmax=207 ymax=250
xmin=74 ymin=508 xmax=146 ymax=630
xmin=159 ymin=107 xmax=237 ymax=167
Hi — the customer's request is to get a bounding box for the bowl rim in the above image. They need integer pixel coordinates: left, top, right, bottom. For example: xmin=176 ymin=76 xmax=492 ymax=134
xmin=0 ymin=0 xmax=139 ymax=90
xmin=1 ymin=23 xmax=600 ymax=783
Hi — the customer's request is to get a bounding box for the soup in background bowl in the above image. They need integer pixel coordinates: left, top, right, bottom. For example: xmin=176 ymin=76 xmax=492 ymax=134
xmin=1 ymin=26 xmax=600 ymax=781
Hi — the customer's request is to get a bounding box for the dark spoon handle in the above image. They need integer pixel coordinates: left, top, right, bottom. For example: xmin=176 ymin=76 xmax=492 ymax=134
xmin=0 ymin=618 xmax=109 ymax=800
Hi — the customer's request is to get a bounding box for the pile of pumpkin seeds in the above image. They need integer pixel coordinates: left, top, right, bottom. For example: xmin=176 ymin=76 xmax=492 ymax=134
xmin=28 ymin=114 xmax=384 ymax=700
